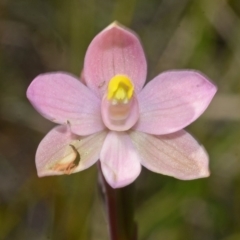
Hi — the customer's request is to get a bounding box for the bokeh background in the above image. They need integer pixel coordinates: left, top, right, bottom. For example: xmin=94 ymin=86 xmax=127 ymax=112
xmin=1 ymin=0 xmax=240 ymax=239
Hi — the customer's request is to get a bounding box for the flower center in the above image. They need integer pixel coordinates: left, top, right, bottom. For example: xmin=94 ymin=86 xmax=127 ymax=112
xmin=101 ymin=74 xmax=139 ymax=131
xmin=107 ymin=75 xmax=134 ymax=104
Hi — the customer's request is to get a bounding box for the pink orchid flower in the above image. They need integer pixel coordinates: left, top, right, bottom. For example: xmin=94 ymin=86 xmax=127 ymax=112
xmin=27 ymin=22 xmax=217 ymax=188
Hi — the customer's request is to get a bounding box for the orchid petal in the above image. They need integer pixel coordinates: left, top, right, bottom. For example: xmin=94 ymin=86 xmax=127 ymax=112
xmin=84 ymin=22 xmax=147 ymax=98
xmin=134 ymin=70 xmax=217 ymax=135
xmin=100 ymin=131 xmax=141 ymax=188
xmin=36 ymin=125 xmax=107 ymax=177
xmin=27 ymin=72 xmax=105 ymax=136
xmin=130 ymin=130 xmax=209 ymax=180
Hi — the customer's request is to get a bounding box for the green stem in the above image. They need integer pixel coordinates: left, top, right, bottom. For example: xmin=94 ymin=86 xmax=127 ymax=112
xmin=98 ymin=163 xmax=137 ymax=240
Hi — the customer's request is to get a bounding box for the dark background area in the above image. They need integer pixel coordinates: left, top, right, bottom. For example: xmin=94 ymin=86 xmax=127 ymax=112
xmin=1 ymin=0 xmax=240 ymax=239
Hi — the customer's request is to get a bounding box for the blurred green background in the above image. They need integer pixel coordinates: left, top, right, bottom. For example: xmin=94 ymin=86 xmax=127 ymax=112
xmin=1 ymin=0 xmax=240 ymax=239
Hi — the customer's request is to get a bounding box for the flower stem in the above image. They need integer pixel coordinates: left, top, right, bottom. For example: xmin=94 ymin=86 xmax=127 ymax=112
xmin=98 ymin=163 xmax=137 ymax=240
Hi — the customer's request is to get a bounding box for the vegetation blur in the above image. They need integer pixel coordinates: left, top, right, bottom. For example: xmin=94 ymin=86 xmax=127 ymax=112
xmin=1 ymin=0 xmax=240 ymax=239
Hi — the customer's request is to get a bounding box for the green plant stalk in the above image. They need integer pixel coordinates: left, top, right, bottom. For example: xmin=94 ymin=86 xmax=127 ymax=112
xmin=98 ymin=163 xmax=137 ymax=240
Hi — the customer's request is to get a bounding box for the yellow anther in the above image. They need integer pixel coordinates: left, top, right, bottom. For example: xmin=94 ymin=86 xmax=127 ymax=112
xmin=107 ymin=75 xmax=134 ymax=102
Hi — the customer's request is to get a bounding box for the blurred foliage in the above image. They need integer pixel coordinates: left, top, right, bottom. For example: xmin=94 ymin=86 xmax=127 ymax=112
xmin=1 ymin=0 xmax=240 ymax=239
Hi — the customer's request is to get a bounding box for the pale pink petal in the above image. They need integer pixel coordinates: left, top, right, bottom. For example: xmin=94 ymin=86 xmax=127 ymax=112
xmin=130 ymin=130 xmax=209 ymax=180
xmin=134 ymin=70 xmax=217 ymax=135
xmin=100 ymin=131 xmax=141 ymax=188
xmin=101 ymin=95 xmax=139 ymax=131
xmin=36 ymin=125 xmax=107 ymax=177
xmin=27 ymin=72 xmax=105 ymax=136
xmin=84 ymin=22 xmax=147 ymax=98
